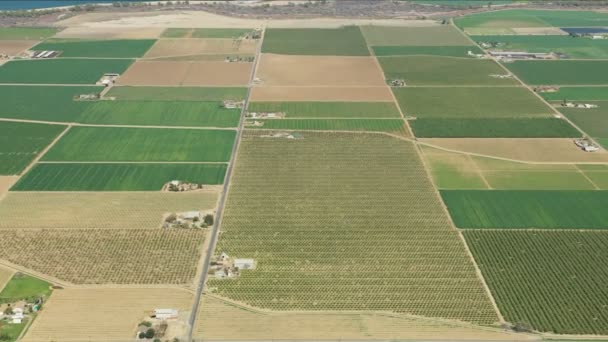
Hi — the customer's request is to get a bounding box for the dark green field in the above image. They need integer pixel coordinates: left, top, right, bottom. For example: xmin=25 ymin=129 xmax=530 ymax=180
xmin=42 ymin=126 xmax=236 ymax=162
xmin=540 ymin=87 xmax=608 ymax=101
xmin=247 ymin=119 xmax=408 ymax=134
xmin=78 ymin=101 xmax=240 ymax=127
xmin=13 ymin=163 xmax=227 ymax=191
xmin=506 ymin=60 xmax=608 ymax=85
xmin=0 ymin=85 xmax=102 ymax=122
xmin=372 ymin=46 xmax=482 ymax=57
xmin=262 ymin=26 xmax=369 ymax=56
xmin=32 ymin=39 xmax=156 ymax=58
xmin=0 ymin=121 xmax=65 ymax=175
xmin=0 ymin=59 xmax=133 ymax=84
xmin=393 ymin=87 xmax=552 ymax=118
xmin=107 ymin=86 xmax=247 ymax=101
xmin=410 ymin=118 xmax=580 ymax=138
xmin=441 ymin=190 xmax=608 ymax=229
xmin=247 ymin=102 xmax=401 ymax=118
xmin=378 ymin=56 xmax=517 ymax=85
xmin=465 ymin=230 xmax=608 ymax=334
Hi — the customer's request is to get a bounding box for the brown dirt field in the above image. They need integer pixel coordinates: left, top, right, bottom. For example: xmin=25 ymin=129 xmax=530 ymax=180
xmin=250 ymin=86 xmax=395 ymax=102
xmin=52 ymin=26 xmax=164 ymax=39
xmin=0 ymin=191 xmax=218 ymax=229
xmin=144 ymin=38 xmax=257 ymax=58
xmin=0 ymin=40 xmax=38 ymax=55
xmin=195 ymin=296 xmax=537 ymax=341
xmin=0 ymin=266 xmax=14 ymax=293
xmin=0 ymin=176 xmax=18 ymax=199
xmin=511 ymin=27 xmax=568 ymax=35
xmin=118 ymin=60 xmax=251 ymax=86
xmin=419 ymin=138 xmax=608 ymax=163
xmin=256 ymin=54 xmax=386 ymax=87
xmin=23 ymin=288 xmax=192 ymax=342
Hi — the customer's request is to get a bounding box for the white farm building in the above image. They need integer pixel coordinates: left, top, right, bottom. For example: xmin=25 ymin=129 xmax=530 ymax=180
xmin=234 ymin=258 xmax=256 ymax=270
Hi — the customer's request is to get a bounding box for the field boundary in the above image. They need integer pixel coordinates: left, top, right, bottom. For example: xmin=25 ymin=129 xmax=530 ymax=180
xmin=18 ymin=124 xmax=71 ymax=176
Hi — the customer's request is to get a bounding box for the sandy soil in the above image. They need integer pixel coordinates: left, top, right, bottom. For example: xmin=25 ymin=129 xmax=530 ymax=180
xmin=195 ymin=296 xmax=537 ymax=341
xmin=511 ymin=27 xmax=568 ymax=35
xmin=144 ymin=38 xmax=257 ymax=58
xmin=250 ymin=86 xmax=395 ymax=102
xmin=56 ymin=10 xmax=438 ymax=29
xmin=0 ymin=176 xmax=18 ymax=200
xmin=0 ymin=191 xmax=218 ymax=229
xmin=118 ymin=60 xmax=252 ymax=86
xmin=52 ymin=26 xmax=164 ymax=39
xmin=0 ymin=40 xmax=38 ymax=55
xmin=256 ymin=54 xmax=385 ymax=87
xmin=23 ymin=288 xmax=192 ymax=342
xmin=419 ymin=138 xmax=608 ymax=163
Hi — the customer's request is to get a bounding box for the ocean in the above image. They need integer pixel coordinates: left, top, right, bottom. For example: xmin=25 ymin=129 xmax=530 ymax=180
xmin=0 ymin=1 xmax=145 ymax=10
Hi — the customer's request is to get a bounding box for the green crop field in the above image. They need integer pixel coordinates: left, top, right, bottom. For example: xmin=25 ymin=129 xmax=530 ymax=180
xmin=410 ymin=118 xmax=580 ymax=138
xmin=0 ymin=85 xmax=102 ymax=122
xmin=456 ymin=9 xmax=608 ymax=29
xmin=361 ymin=26 xmax=472 ymax=46
xmin=262 ymin=26 xmax=369 ymax=56
xmin=557 ymin=101 xmax=608 ymax=143
xmin=372 ymin=45 xmax=482 ymax=57
xmin=580 ymin=164 xmax=608 ymax=189
xmin=506 ymin=60 xmax=608 ymax=85
xmin=247 ymin=102 xmax=401 ymax=118
xmin=472 ymin=35 xmax=608 ymax=59
xmin=162 ymin=28 xmax=253 ymax=38
xmin=378 ymin=56 xmax=517 ymax=85
xmin=32 ymin=39 xmax=156 ymax=58
xmin=0 ymin=59 xmax=133 ymax=84
xmin=208 ymin=131 xmax=498 ymax=324
xmin=540 ymin=87 xmax=608 ymax=101
xmin=78 ymin=101 xmax=240 ymax=127
xmin=0 ymin=27 xmax=57 ymax=40
xmin=393 ymin=87 xmax=552 ymax=118
xmin=412 ymin=0 xmax=514 ymax=7
xmin=247 ymin=119 xmax=408 ymax=135
xmin=42 ymin=126 xmax=236 ymax=162
xmin=13 ymin=163 xmax=227 ymax=191
xmin=0 ymin=121 xmax=65 ymax=175
xmin=465 ymin=230 xmax=608 ymax=334
xmin=0 ymin=273 xmax=51 ymax=301
xmin=107 ymin=86 xmax=247 ymax=101
xmin=441 ymin=190 xmax=608 ymax=229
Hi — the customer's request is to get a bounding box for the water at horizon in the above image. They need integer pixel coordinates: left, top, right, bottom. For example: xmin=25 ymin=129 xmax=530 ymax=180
xmin=0 ymin=1 xmax=145 ymax=10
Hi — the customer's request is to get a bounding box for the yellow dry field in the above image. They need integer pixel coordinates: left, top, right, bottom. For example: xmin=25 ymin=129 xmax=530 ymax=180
xmin=250 ymin=86 xmax=395 ymax=102
xmin=511 ymin=27 xmax=568 ymax=35
xmin=0 ymin=191 xmax=218 ymax=229
xmin=419 ymin=138 xmax=608 ymax=163
xmin=144 ymin=38 xmax=257 ymax=58
xmin=0 ymin=265 xmax=14 ymax=293
xmin=119 ymin=60 xmax=252 ymax=86
xmin=195 ymin=296 xmax=536 ymax=341
xmin=52 ymin=26 xmax=164 ymax=39
xmin=23 ymin=288 xmax=192 ymax=342
xmin=0 ymin=40 xmax=37 ymax=55
xmin=256 ymin=54 xmax=386 ymax=86
xmin=0 ymin=176 xmax=18 ymax=199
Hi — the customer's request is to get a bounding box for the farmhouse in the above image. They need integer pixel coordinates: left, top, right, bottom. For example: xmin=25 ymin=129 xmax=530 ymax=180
xmin=562 ymin=102 xmax=598 ymax=109
xmin=489 ymin=51 xmax=555 ymax=60
xmin=234 ymin=258 xmax=256 ymax=270
xmin=153 ymin=308 xmax=178 ymax=320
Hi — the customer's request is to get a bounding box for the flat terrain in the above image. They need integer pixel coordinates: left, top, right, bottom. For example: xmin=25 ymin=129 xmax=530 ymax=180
xmin=118 ymin=60 xmax=252 ymax=86
xmin=248 ymin=119 xmax=409 ymax=135
xmin=256 ymin=54 xmax=385 ymax=86
xmin=410 ymin=118 xmax=580 ymax=138
xmin=262 ymin=26 xmax=369 ymax=56
xmin=506 ymin=60 xmax=608 ymax=85
xmin=0 ymin=192 xmax=217 ymax=229
xmin=378 ymin=56 xmax=518 ymax=85
xmin=456 ymin=9 xmax=608 ymax=30
xmin=13 ymin=163 xmax=227 ymax=190
xmin=557 ymin=102 xmax=608 ymax=148
xmin=248 ymin=102 xmax=401 ymax=118
xmin=162 ymin=28 xmax=253 ymax=38
xmin=539 ymin=87 xmax=608 ymax=101
xmin=372 ymin=45 xmax=482 ymax=57
xmin=0 ymin=27 xmax=57 ymax=40
xmin=208 ymin=132 xmax=497 ymax=324
xmin=107 ymin=86 xmax=247 ymax=101
xmin=250 ymin=86 xmax=394 ymax=102
xmin=0 ymin=59 xmax=133 ymax=84
xmin=32 ymin=39 xmax=156 ymax=58
xmin=0 ymin=228 xmax=205 ymax=284
xmin=472 ymin=35 xmax=608 ymax=59
xmin=0 ymin=273 xmax=51 ymax=301
xmin=0 ymin=40 xmax=38 ymax=55
xmin=145 ymin=38 xmax=257 ymax=58
xmin=362 ymin=26 xmax=472 ymax=46
xmin=0 ymin=266 xmax=13 ymax=293
xmin=54 ymin=26 xmax=164 ymax=39
xmin=442 ymin=190 xmax=608 ymax=229
xmin=0 ymin=121 xmax=65 ymax=175
xmin=42 ymin=127 xmax=236 ymax=162
xmin=465 ymin=230 xmax=608 ymax=334
xmin=23 ymin=288 xmax=192 ymax=342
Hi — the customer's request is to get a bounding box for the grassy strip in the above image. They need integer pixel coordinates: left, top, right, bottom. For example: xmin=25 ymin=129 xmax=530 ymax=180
xmin=13 ymin=163 xmax=227 ymax=191
xmin=32 ymin=39 xmax=156 ymax=58
xmin=410 ymin=118 xmax=580 ymax=138
xmin=247 ymin=102 xmax=401 ymax=118
xmin=262 ymin=26 xmax=369 ymax=56
xmin=247 ymin=119 xmax=407 ymax=134
xmin=107 ymin=86 xmax=247 ymax=101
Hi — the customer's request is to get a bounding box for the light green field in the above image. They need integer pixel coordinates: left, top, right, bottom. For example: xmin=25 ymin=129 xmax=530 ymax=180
xmin=42 ymin=127 xmax=236 ymax=162
xmin=378 ymin=56 xmax=517 ymax=85
xmin=456 ymin=9 xmax=608 ymax=29
xmin=247 ymin=102 xmax=401 ymax=118
xmin=361 ymin=26 xmax=472 ymax=46
xmin=472 ymin=35 xmax=608 ymax=59
xmin=556 ymin=101 xmax=608 ymax=148
xmin=372 ymin=45 xmax=482 ymax=57
xmin=506 ymin=60 xmax=608 ymax=86
xmin=162 ymin=28 xmax=253 ymax=39
xmin=107 ymin=86 xmax=247 ymax=101
xmin=0 ymin=59 xmax=133 ymax=84
xmin=262 ymin=26 xmax=369 ymax=56
xmin=0 ymin=27 xmax=57 ymax=40
xmin=32 ymin=39 xmax=156 ymax=58
xmin=247 ymin=119 xmax=408 ymax=135
xmin=0 ymin=273 xmax=51 ymax=301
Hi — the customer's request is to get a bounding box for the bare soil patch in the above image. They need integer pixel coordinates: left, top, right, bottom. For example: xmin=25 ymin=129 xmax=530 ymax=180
xmin=23 ymin=288 xmax=192 ymax=342
xmin=250 ymin=86 xmax=395 ymax=102
xmin=511 ymin=27 xmax=568 ymax=35
xmin=53 ymin=26 xmax=164 ymax=39
xmin=118 ymin=61 xmax=189 ymax=85
xmin=0 ymin=176 xmax=18 ymax=199
xmin=0 ymin=265 xmax=14 ymax=293
xmin=0 ymin=40 xmax=38 ymax=55
xmin=420 ymin=138 xmax=608 ymax=163
xmin=144 ymin=38 xmax=257 ymax=58
xmin=256 ymin=54 xmax=385 ymax=86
